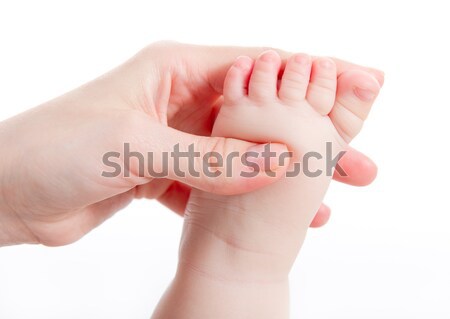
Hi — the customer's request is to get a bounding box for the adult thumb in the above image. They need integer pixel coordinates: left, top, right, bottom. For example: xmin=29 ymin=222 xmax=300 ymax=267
xmin=135 ymin=123 xmax=290 ymax=195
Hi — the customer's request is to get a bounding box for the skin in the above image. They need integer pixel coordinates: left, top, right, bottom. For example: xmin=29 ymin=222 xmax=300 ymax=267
xmin=0 ymin=42 xmax=382 ymax=247
xmin=152 ymin=51 xmax=381 ymax=319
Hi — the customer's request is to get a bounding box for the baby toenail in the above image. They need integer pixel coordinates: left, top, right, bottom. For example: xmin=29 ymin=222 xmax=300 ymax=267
xmin=260 ymin=51 xmax=278 ymax=62
xmin=234 ymin=56 xmax=252 ymax=70
xmin=320 ymin=59 xmax=334 ymax=69
xmin=294 ymin=54 xmax=310 ymax=65
xmin=354 ymin=87 xmax=376 ymax=101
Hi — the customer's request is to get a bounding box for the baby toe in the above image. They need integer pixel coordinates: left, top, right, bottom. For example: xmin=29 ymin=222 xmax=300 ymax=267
xmin=329 ymin=70 xmax=380 ymax=142
xmin=248 ymin=50 xmax=282 ymax=101
xmin=278 ymin=53 xmax=312 ymax=103
xmin=223 ymin=56 xmax=254 ymax=104
xmin=306 ymin=58 xmax=337 ymax=115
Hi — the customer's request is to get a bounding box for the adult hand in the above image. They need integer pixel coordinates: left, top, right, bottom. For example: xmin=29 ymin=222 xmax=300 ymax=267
xmin=0 ymin=42 xmax=382 ymax=247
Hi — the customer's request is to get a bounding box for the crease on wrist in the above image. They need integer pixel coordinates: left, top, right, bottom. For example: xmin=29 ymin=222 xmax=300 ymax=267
xmin=177 ymin=259 xmax=289 ymax=286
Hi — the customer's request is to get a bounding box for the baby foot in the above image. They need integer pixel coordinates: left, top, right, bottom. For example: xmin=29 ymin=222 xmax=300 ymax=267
xmin=180 ymin=50 xmax=380 ymax=281
xmin=216 ymin=51 xmax=379 ymax=152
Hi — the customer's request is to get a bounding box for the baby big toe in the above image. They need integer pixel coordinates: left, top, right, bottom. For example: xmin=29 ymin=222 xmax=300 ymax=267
xmin=329 ymin=70 xmax=380 ymax=142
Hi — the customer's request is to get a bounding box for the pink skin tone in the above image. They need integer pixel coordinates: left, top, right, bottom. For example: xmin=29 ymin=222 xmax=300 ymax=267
xmin=152 ymin=51 xmax=380 ymax=319
xmin=0 ymin=42 xmax=382 ymax=248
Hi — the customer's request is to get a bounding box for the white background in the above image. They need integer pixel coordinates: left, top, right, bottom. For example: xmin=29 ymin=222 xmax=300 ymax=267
xmin=0 ymin=0 xmax=449 ymax=318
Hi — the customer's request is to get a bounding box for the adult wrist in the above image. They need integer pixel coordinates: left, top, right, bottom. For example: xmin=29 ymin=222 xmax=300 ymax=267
xmin=0 ymin=201 xmax=39 ymax=247
xmin=0 ymin=127 xmax=38 ymax=247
